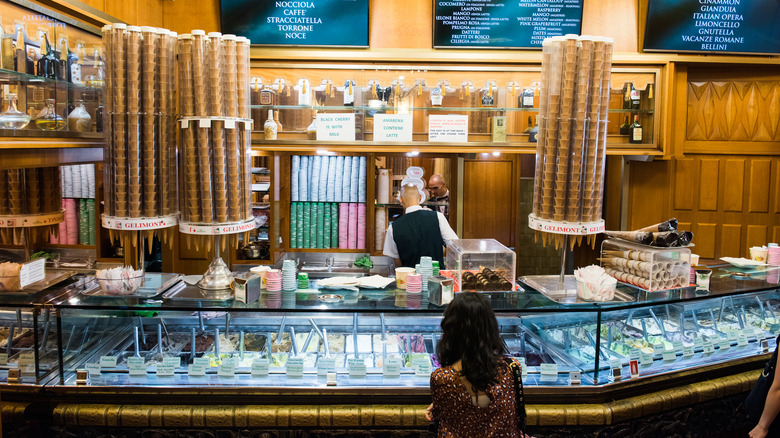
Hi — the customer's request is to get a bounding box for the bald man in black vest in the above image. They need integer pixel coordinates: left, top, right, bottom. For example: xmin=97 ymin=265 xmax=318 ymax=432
xmin=382 ymin=184 xmax=458 ymax=268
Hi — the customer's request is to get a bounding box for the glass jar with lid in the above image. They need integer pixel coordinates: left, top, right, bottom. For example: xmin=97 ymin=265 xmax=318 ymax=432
xmin=0 ymin=93 xmax=31 ymax=129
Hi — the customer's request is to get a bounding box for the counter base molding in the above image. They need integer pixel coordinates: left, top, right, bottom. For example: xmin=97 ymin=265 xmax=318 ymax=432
xmin=45 ymin=370 xmax=758 ymax=437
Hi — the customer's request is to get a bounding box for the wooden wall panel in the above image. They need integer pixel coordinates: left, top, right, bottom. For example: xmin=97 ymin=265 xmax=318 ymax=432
xmin=673 ymin=158 xmax=696 ymax=210
xmin=720 ymin=224 xmax=742 ymax=258
xmin=687 ymin=80 xmax=780 ymax=142
xmin=698 ymin=158 xmax=719 ymax=211
xmin=748 ymin=159 xmax=772 ymax=213
xmin=775 ymin=166 xmax=780 ymax=214
xmin=463 ymin=160 xmax=515 ymax=247
xmin=693 ymin=223 xmax=717 ymax=259
xmin=746 ymin=225 xmax=768 ymax=253
xmin=774 ymin=226 xmax=780 ymax=244
xmin=723 ymin=159 xmax=745 ymax=212
xmin=627 ymin=160 xmax=669 ymax=230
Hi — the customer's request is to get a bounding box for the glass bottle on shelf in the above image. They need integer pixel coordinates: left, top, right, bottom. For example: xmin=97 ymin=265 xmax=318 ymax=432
xmin=343 ymin=80 xmax=355 ymax=106
xmin=630 ymin=84 xmax=641 ymax=110
xmin=529 ymin=115 xmax=539 ymax=142
xmin=642 ymin=83 xmax=655 ymax=111
xmin=307 ymin=114 xmax=317 ymax=140
xmin=430 ymin=86 xmax=443 ymax=107
xmin=481 ymin=81 xmax=495 ymax=108
xmin=520 ymin=85 xmax=535 ymax=108
xmin=35 ymin=98 xmax=65 ymax=131
xmin=619 ymin=116 xmax=630 ymax=135
xmin=67 ymin=100 xmax=92 ymax=132
xmin=0 ymin=93 xmax=31 ymax=129
xmin=13 ymin=26 xmax=26 ymax=74
xmin=264 ymin=109 xmax=277 ymax=140
xmin=522 ymin=116 xmax=533 ymax=134
xmin=622 ymin=82 xmax=632 ymax=110
xmin=628 ymin=115 xmax=643 ymax=144
xmin=274 ymin=110 xmax=283 ymax=132
xmin=36 ymin=33 xmax=61 ymax=80
xmin=71 ymin=41 xmax=85 ymax=84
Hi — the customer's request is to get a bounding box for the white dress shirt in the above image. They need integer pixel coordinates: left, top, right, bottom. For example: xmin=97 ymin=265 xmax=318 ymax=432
xmin=382 ymin=205 xmax=458 ymax=259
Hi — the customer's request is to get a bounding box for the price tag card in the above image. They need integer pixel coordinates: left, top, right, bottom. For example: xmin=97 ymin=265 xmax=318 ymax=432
xmin=719 ymin=338 xmax=731 ymax=352
xmin=218 ymin=362 xmax=236 ymax=378
xmin=629 ymin=349 xmax=641 ymax=361
xmin=728 ymin=331 xmax=738 ymax=343
xmin=251 ymin=358 xmax=270 ymax=377
xmin=539 ymin=363 xmax=558 ymax=383
xmin=703 ymin=339 xmax=715 ymax=354
xmin=17 ymin=352 xmax=34 ymax=366
xmin=0 ymin=353 xmax=7 ymax=365
xmin=518 ymin=357 xmax=527 ymax=379
xmin=413 ymin=359 xmax=432 ymax=377
xmin=127 ymin=357 xmax=147 ymax=376
xmin=84 ymin=363 xmax=101 ymax=377
xmin=188 ymin=363 xmax=206 ymax=377
xmin=609 ymin=358 xmax=622 ymax=369
xmin=383 ymin=357 xmax=402 ymax=378
xmin=570 ymin=371 xmax=581 ymax=385
xmin=737 ymin=330 xmax=749 ymax=347
xmin=286 ymin=357 xmax=304 ymax=377
xmin=99 ymin=356 xmax=118 ymax=368
xmin=163 ymin=357 xmax=182 ymax=368
xmin=653 ymin=343 xmax=665 ymax=355
xmin=317 ymin=357 xmax=336 ymax=376
xmin=221 ymin=357 xmax=238 ymax=368
xmin=19 ymin=258 xmax=45 ymax=288
xmin=755 ymin=328 xmax=765 ymax=340
xmin=347 ymin=358 xmax=367 ymax=378
xmin=316 ymin=114 xmax=356 ymax=142
xmin=683 ymin=345 xmax=694 ymax=358
xmin=672 ymin=341 xmax=684 ymax=354
xmin=194 ymin=357 xmax=211 ymax=368
xmin=612 ymin=368 xmax=622 ymax=381
xmin=640 ymin=351 xmax=653 ymax=366
xmin=693 ymin=337 xmax=704 ymax=350
xmin=157 ymin=364 xmax=175 ymax=377
xmin=662 ymin=350 xmax=677 ymax=361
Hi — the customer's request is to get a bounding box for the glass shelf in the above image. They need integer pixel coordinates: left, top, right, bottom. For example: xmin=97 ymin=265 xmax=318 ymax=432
xmin=250 ymin=104 xmax=655 ymax=115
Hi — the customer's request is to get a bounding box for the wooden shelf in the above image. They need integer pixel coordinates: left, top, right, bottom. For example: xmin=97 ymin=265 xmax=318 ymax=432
xmin=0 ymin=135 xmax=104 ymax=168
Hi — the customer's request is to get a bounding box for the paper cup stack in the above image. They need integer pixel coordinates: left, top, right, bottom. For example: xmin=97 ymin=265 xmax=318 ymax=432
xmin=266 ymin=269 xmax=281 ymax=292
xmin=282 ymin=260 xmax=297 ymax=291
xmin=406 ymin=273 xmax=422 ymax=294
xmin=418 ymin=257 xmax=434 ymax=294
xmin=768 ymin=244 xmax=780 ymax=284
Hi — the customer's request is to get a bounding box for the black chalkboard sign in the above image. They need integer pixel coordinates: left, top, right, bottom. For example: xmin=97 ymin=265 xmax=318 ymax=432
xmin=433 ymin=0 xmax=583 ymax=49
xmin=220 ymin=0 xmax=369 ymax=47
xmin=644 ymin=0 xmax=780 ymax=54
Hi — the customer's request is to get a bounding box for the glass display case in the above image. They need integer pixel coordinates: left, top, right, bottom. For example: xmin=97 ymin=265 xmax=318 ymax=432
xmin=249 ymin=65 xmax=661 ymax=152
xmin=44 ymin=267 xmax=779 ymax=393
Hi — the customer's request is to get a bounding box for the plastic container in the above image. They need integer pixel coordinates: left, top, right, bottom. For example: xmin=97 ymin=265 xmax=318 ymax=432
xmin=575 ymin=277 xmax=616 ymax=301
xmin=600 ymin=238 xmax=691 ymax=291
xmin=445 ymin=239 xmax=516 ymax=291
xmin=97 ymin=273 xmax=144 ymax=295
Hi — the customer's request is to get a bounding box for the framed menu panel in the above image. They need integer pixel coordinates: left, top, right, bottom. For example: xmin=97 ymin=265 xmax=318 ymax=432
xmin=433 ymin=0 xmax=584 ymax=49
xmin=220 ymin=0 xmax=369 ymax=47
xmin=643 ymin=0 xmax=780 ymax=54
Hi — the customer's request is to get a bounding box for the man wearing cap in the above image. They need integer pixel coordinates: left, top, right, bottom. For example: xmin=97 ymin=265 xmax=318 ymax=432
xmin=383 ymin=184 xmax=458 ymax=268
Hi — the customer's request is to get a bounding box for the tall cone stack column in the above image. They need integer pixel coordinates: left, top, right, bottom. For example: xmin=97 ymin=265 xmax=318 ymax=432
xmin=177 ymin=30 xmax=254 ymax=283
xmin=101 ymin=24 xmax=179 ymax=255
xmin=529 ymin=35 xmax=613 ymax=249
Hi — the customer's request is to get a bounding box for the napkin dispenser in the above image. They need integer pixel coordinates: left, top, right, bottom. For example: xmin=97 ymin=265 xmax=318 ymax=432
xmin=234 ymin=272 xmax=261 ymax=304
xmin=428 ymin=275 xmax=454 ymax=306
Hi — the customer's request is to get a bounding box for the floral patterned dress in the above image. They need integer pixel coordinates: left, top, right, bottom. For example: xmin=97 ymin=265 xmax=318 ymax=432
xmin=430 ymin=360 xmax=520 ymax=438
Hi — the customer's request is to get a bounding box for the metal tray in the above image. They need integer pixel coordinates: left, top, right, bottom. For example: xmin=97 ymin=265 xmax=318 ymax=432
xmin=0 ymin=270 xmax=77 ymax=301
xmin=162 ymin=283 xmax=233 ymax=303
xmin=81 ymin=273 xmax=182 ymax=299
xmin=520 ymin=275 xmax=635 ymax=306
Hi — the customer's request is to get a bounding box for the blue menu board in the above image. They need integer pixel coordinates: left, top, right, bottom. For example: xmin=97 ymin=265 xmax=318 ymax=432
xmin=433 ymin=0 xmax=583 ymax=49
xmin=643 ymin=0 xmax=780 ymax=54
xmin=220 ymin=0 xmax=369 ymax=47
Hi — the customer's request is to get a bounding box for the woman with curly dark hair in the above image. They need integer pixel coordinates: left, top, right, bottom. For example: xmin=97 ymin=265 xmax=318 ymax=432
xmin=425 ymin=292 xmax=528 ymax=437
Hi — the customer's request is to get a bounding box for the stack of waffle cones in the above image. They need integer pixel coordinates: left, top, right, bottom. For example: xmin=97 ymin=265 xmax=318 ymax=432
xmin=530 ymin=34 xmax=614 ymax=249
